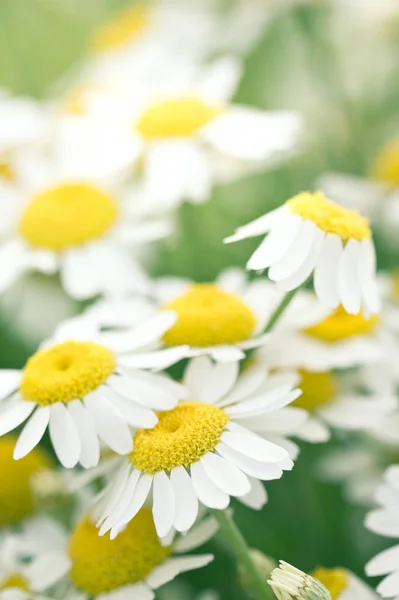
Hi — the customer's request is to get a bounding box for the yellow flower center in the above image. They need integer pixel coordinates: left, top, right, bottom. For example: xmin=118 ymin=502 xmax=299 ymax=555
xmin=90 ymin=4 xmax=149 ymax=53
xmin=287 ymin=191 xmax=371 ymax=241
xmin=136 ymin=98 xmax=222 ymax=139
xmin=370 ymin=140 xmax=399 ymax=186
xmin=69 ymin=508 xmax=171 ymax=595
xmin=0 ymin=437 xmax=51 ymax=526
xmin=311 ymin=568 xmax=348 ymax=599
xmin=19 ymin=183 xmax=118 ymax=251
xmin=131 ymin=402 xmax=229 ymax=474
xmin=305 ymin=305 xmax=378 ymax=342
xmin=1 ymin=575 xmax=29 ymax=591
xmin=392 ymin=271 xmax=399 ymax=303
xmin=162 ymin=284 xmax=257 ymax=347
xmin=20 ymin=341 xmax=116 ymax=406
xmin=293 ymin=370 xmax=338 ymax=412
xmin=0 ymin=162 xmax=14 ymax=182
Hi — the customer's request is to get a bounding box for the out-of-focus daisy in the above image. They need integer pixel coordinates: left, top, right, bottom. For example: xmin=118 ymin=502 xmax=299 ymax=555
xmin=0 ymin=437 xmax=51 ymax=527
xmin=36 ymin=507 xmax=215 ymax=600
xmin=79 ymin=58 xmax=301 ymax=211
xmin=366 ymin=465 xmax=399 ymax=599
xmin=0 ymin=152 xmax=170 ymax=299
xmin=269 ymin=561 xmax=379 ymax=600
xmin=225 ymin=191 xmax=379 ymax=315
xmin=96 ymin=357 xmax=302 ymax=539
xmin=87 ymin=268 xmax=282 ymax=362
xmin=0 ymin=312 xmax=188 ymax=468
xmin=0 ymin=516 xmax=69 ymax=600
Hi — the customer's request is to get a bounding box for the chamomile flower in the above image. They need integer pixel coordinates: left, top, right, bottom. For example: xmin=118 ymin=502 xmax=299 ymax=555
xmin=87 ymin=268 xmax=279 ymax=362
xmin=0 ymin=437 xmax=51 ymax=527
xmin=0 ymin=312 xmax=188 ymax=469
xmin=79 ymin=58 xmax=301 ymax=211
xmin=96 ymin=357 xmax=302 ymax=540
xmin=0 ymin=152 xmax=170 ymax=299
xmin=37 ymin=507 xmax=215 ymax=600
xmin=225 ymin=191 xmax=379 ymax=315
xmin=269 ymin=561 xmax=379 ymax=600
xmin=366 ymin=465 xmax=399 ymax=599
xmin=0 ymin=517 xmax=69 ymax=600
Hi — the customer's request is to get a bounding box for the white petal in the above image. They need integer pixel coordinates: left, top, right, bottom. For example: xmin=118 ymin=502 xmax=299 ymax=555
xmin=202 ymin=362 xmax=239 ymax=404
xmin=200 ymin=452 xmax=250 ymax=496
xmin=13 ymin=406 xmax=50 ymax=459
xmin=224 ymin=206 xmax=286 ymax=242
xmin=225 ymin=383 xmax=296 ymax=417
xmin=190 ymin=461 xmax=230 ymax=509
xmin=98 ymin=583 xmax=154 ymax=600
xmin=111 ymin=474 xmax=153 ymax=537
xmin=146 ymin=555 xmax=213 ymax=590
xmin=238 ymin=477 xmax=267 ymax=510
xmin=366 ymin=508 xmax=399 ymax=537
xmin=247 ymin=214 xmax=302 ymax=271
xmin=0 ymin=370 xmax=21 ymax=400
xmin=183 ymin=356 xmax=212 ymax=399
xmin=25 ymin=552 xmax=71 ymax=591
xmin=68 ymin=400 xmax=100 ymax=469
xmin=0 ymin=396 xmax=35 ymax=435
xmin=108 ymin=374 xmax=177 ymax=410
xmin=377 ymin=571 xmax=399 ymax=598
xmin=97 ymin=463 xmax=132 ymax=524
xmin=367 ymin=545 xmax=399 ymax=576
xmin=314 ymin=233 xmax=342 ymax=309
xmin=296 ymin=417 xmax=330 ymax=443
xmin=170 ymin=467 xmax=199 ymax=533
xmin=222 ymin=367 xmax=267 ymax=406
xmin=358 ymin=238 xmax=380 ymax=313
xmin=106 ymin=311 xmax=177 ymax=354
xmin=216 ymin=442 xmax=282 ymax=480
xmin=61 ymin=247 xmax=100 ymax=300
xmin=338 ymin=239 xmax=362 ymax=314
xmin=277 ymin=226 xmax=325 ymax=292
xmin=210 ymin=345 xmax=245 ymax=363
xmin=85 ymin=393 xmax=133 ymax=455
xmin=49 ymin=403 xmax=81 ymax=468
xmin=107 ymin=389 xmax=157 ymax=429
xmin=118 ymin=346 xmax=189 ymax=370
xmin=268 ymin=219 xmax=316 ymax=281
xmin=222 ymin=428 xmax=288 ymax=463
xmin=174 ymin=516 xmax=218 ymax=553
xmin=99 ymin=470 xmax=141 ymax=535
xmin=153 ymin=471 xmax=175 ymax=538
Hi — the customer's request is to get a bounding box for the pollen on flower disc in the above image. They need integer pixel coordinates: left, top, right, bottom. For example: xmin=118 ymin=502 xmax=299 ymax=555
xmin=0 ymin=437 xmax=52 ymax=526
xmin=287 ymin=191 xmax=371 ymax=241
xmin=131 ymin=401 xmax=229 ymax=474
xmin=20 ymin=341 xmax=116 ymax=406
xmin=162 ymin=283 xmax=257 ymax=347
xmin=69 ymin=508 xmax=171 ymax=595
xmin=305 ymin=305 xmax=378 ymax=343
xmin=19 ymin=183 xmax=118 ymax=251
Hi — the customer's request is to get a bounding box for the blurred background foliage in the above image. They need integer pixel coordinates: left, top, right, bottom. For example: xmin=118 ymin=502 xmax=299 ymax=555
xmin=0 ymin=0 xmax=398 ymax=597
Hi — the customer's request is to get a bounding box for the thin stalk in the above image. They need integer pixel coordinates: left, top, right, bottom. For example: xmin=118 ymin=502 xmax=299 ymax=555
xmin=212 ymin=509 xmax=275 ymax=600
xmin=263 ymin=288 xmax=299 ymax=334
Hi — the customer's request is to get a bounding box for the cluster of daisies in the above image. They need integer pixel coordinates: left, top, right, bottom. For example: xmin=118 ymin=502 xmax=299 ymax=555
xmin=1 ymin=1 xmax=399 ymax=600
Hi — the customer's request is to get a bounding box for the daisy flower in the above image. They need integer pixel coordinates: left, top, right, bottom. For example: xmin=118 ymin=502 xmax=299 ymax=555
xmin=0 ymin=516 xmax=70 ymax=600
xmin=0 ymin=311 xmax=188 ymax=469
xmin=36 ymin=507 xmax=215 ymax=600
xmin=78 ymin=58 xmax=301 ymax=211
xmin=96 ymin=357 xmax=302 ymax=540
xmin=269 ymin=561 xmax=379 ymax=600
xmin=0 ymin=437 xmax=51 ymax=527
xmin=366 ymin=465 xmax=399 ymax=599
xmin=225 ymin=191 xmax=380 ymax=315
xmin=86 ymin=268 xmax=281 ymax=363
xmin=0 ymin=151 xmax=170 ymax=299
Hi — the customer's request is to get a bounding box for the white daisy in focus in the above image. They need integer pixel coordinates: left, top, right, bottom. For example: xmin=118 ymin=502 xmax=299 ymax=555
xmin=77 ymin=58 xmax=301 ymax=212
xmin=36 ymin=507 xmax=215 ymax=600
xmin=0 ymin=152 xmax=170 ymax=299
xmin=0 ymin=311 xmax=188 ymax=468
xmin=269 ymin=560 xmax=379 ymax=600
xmin=366 ymin=465 xmax=399 ymax=599
xmin=0 ymin=516 xmax=69 ymax=600
xmin=95 ymin=357 xmax=303 ymax=540
xmin=86 ymin=268 xmax=284 ymax=363
xmin=225 ymin=191 xmax=380 ymax=315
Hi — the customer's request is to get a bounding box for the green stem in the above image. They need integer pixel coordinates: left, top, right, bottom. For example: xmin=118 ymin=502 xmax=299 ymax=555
xmin=263 ymin=288 xmax=299 ymax=334
xmin=212 ymin=510 xmax=274 ymax=600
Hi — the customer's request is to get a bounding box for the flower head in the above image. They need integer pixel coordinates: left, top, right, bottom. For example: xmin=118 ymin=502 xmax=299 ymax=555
xmin=225 ymin=191 xmax=379 ymax=315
